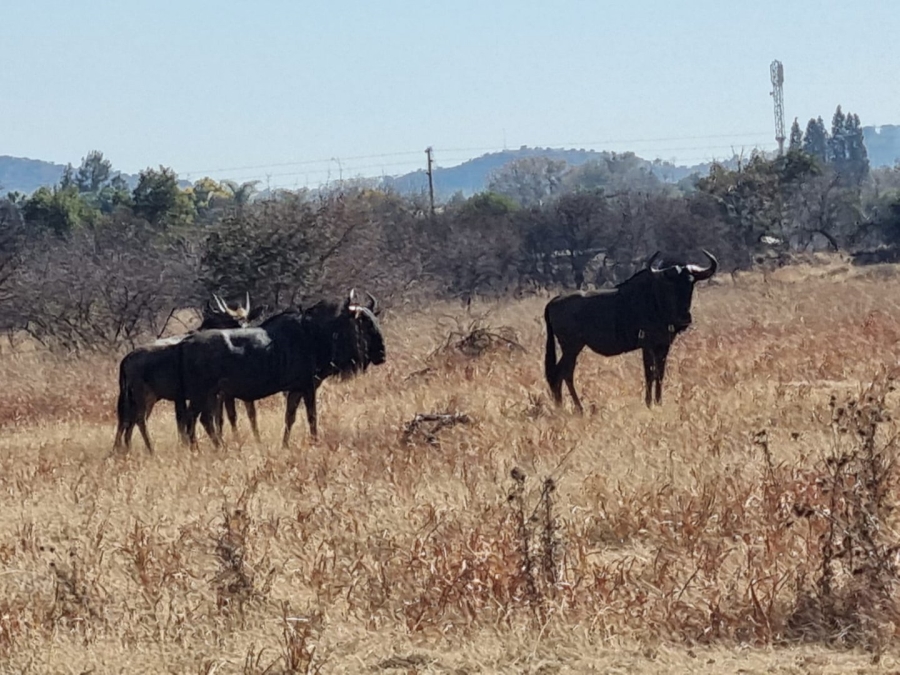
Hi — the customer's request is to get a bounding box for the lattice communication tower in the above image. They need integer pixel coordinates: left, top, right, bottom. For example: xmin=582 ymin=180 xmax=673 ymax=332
xmin=770 ymin=60 xmax=785 ymax=155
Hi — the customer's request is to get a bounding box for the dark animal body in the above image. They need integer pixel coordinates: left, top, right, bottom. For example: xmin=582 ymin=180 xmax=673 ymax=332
xmin=544 ymin=250 xmax=717 ymax=411
xmin=174 ymin=290 xmax=385 ymax=449
xmin=113 ymin=293 xmax=265 ymax=453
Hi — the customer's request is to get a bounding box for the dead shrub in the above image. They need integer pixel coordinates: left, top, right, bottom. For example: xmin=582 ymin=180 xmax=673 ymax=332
xmin=400 ymin=412 xmax=472 ymax=447
xmin=212 ymin=479 xmax=275 ymax=620
xmin=46 ymin=546 xmax=105 ymax=637
xmin=787 ymin=371 xmax=900 ymax=649
xmin=430 ymin=314 xmax=525 ymax=362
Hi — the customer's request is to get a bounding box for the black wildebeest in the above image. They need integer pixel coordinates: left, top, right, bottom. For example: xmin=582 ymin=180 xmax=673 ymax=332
xmin=113 ymin=293 xmax=265 ymax=453
xmin=174 ymin=289 xmax=385 ymax=449
xmin=544 ymin=250 xmax=717 ymax=411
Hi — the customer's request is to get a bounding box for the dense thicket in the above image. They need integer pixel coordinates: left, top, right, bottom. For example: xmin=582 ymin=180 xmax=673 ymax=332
xmin=2 ymin=106 xmax=899 ymax=351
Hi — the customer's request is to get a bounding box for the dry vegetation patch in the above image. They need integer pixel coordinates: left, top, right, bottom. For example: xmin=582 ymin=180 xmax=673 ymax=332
xmin=4 ymin=268 xmax=900 ymax=671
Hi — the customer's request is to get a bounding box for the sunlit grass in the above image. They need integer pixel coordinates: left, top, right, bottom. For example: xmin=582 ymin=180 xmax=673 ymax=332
xmin=2 ymin=257 xmax=900 ymax=672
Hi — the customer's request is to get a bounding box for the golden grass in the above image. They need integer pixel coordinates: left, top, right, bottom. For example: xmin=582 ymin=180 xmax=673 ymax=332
xmin=3 ymin=257 xmax=900 ymax=672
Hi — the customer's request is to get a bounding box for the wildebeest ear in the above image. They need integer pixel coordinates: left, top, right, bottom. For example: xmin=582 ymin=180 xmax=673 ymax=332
xmin=366 ymin=291 xmax=380 ymax=316
xmin=247 ymin=305 xmax=266 ymax=322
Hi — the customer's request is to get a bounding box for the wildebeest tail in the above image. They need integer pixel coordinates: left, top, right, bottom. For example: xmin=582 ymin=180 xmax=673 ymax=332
xmin=116 ymin=357 xmax=136 ymax=427
xmin=544 ymin=303 xmax=558 ymax=389
xmin=173 ymin=340 xmax=189 ymax=441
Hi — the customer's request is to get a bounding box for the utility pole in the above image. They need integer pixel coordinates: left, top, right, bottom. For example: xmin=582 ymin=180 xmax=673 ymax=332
xmin=425 ymin=146 xmax=435 ymax=217
xmin=769 ymin=60 xmax=786 ymax=156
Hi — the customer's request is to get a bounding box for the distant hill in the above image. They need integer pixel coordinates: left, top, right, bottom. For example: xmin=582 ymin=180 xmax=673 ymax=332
xmin=382 ymin=127 xmax=900 ymax=198
xmin=380 ymin=147 xmax=716 ymax=199
xmin=3 ymin=124 xmax=898 ymax=197
xmin=0 ymin=156 xmax=68 ymax=195
xmin=0 ymin=156 xmax=142 ymax=196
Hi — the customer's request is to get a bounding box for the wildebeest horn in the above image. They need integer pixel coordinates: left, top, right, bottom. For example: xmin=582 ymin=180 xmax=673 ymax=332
xmin=245 ymin=291 xmax=251 ymax=314
xmin=686 ymin=249 xmax=718 ymax=281
xmin=212 ymin=294 xmax=229 ymax=314
xmin=647 ymin=251 xmax=663 ymax=273
xmin=366 ymin=291 xmax=378 ymax=315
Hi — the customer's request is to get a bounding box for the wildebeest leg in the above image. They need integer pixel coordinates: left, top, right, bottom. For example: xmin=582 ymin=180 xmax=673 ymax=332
xmin=243 ymin=400 xmax=260 ymax=442
xmin=641 ymin=345 xmax=669 ymax=408
xmin=303 ymin=388 xmax=318 ymax=439
xmin=181 ymin=399 xmax=202 ymax=449
xmin=558 ymin=344 xmax=585 ymax=414
xmin=134 ymin=396 xmax=157 ymax=454
xmin=282 ymin=391 xmax=303 ymax=448
xmin=222 ymin=396 xmax=237 ymax=435
xmin=198 ymin=397 xmax=222 ymax=449
xmin=653 ymin=344 xmax=671 ymax=405
xmin=113 ymin=403 xmax=131 ymax=451
xmin=641 ymin=347 xmax=656 ymax=408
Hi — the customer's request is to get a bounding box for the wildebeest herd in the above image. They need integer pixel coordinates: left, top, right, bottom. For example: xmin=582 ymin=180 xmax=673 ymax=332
xmin=113 ymin=250 xmax=718 ymax=453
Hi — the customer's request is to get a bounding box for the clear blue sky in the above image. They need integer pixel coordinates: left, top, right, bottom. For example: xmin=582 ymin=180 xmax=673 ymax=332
xmin=3 ymin=0 xmax=897 ymax=188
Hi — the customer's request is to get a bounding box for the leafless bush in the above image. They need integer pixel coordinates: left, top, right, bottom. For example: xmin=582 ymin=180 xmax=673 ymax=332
xmin=212 ymin=476 xmax=275 ymax=621
xmin=788 ymin=372 xmax=900 ymax=650
xmin=0 ymin=200 xmax=25 ymax=316
xmin=9 ymin=216 xmax=198 ymax=351
xmin=201 ymin=188 xmax=432 ymax=313
xmin=46 ymin=546 xmax=105 ymax=639
xmin=431 ymin=315 xmax=525 ymax=360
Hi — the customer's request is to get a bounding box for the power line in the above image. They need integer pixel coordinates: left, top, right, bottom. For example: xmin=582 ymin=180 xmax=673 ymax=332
xmin=219 ymin=142 xmax=775 ymax=185
xmin=179 ymin=131 xmax=774 ymax=180
xmin=182 ymin=149 xmax=425 ymax=176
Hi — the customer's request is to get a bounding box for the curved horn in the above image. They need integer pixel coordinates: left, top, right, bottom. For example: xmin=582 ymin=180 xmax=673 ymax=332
xmin=244 ymin=291 xmax=251 ymax=314
xmin=646 ymin=251 xmax=664 ymax=274
xmin=212 ymin=293 xmax=228 ymax=314
xmin=686 ymin=249 xmax=718 ymax=281
xmin=347 ymin=288 xmax=358 ymax=307
xmin=366 ymin=291 xmax=378 ymax=315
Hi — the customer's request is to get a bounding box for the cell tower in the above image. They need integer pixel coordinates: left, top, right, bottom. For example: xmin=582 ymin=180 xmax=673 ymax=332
xmin=769 ymin=59 xmax=786 ymax=155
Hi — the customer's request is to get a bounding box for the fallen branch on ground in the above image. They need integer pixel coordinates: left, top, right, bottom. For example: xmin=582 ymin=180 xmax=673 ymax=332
xmin=401 ymin=412 xmax=472 ymax=446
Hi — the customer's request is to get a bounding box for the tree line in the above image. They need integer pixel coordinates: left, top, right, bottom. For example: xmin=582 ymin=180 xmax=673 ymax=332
xmin=1 ymin=105 xmax=899 ymax=352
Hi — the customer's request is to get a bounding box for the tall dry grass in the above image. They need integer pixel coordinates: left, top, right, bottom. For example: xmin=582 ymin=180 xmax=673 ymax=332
xmin=3 ymin=257 xmax=900 ymax=672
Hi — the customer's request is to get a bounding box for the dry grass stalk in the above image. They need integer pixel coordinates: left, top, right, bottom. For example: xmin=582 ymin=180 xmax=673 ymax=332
xmin=1 ymin=264 xmax=900 ymax=671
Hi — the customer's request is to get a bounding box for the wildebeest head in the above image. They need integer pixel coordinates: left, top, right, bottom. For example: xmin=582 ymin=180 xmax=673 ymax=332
xmin=200 ymin=292 xmax=265 ymax=330
xmin=646 ymin=249 xmax=718 ymax=331
xmin=306 ymin=289 xmax=386 ymax=380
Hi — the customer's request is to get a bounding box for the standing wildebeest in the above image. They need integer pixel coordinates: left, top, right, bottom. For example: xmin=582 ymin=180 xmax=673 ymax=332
xmin=174 ymin=289 xmax=385 ymax=449
xmin=544 ymin=250 xmax=717 ymax=411
xmin=113 ymin=293 xmax=265 ymax=453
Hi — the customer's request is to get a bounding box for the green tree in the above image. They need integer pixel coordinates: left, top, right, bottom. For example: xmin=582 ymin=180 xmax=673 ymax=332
xmin=132 ymin=166 xmax=194 ymax=227
xmin=189 ymin=177 xmax=234 ymax=222
xmin=803 ymin=117 xmax=828 ymax=164
xmin=844 ymin=112 xmax=870 ymax=186
xmin=59 ymin=164 xmax=76 ymax=190
xmin=21 ymin=186 xmax=95 ymax=235
xmin=75 ymin=150 xmax=113 ymax=193
xmin=789 ymin=118 xmax=803 ymax=152
xmin=694 ymin=154 xmax=785 ymax=259
xmin=461 ymin=191 xmax=518 ymax=217
xmin=829 ymin=105 xmax=848 ymax=169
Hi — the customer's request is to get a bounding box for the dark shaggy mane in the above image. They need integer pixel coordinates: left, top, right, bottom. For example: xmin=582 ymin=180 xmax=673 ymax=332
xmin=302 ymin=300 xmax=343 ymax=320
xmin=259 ymin=307 xmax=303 ymax=327
xmin=616 ymin=267 xmax=652 ymax=289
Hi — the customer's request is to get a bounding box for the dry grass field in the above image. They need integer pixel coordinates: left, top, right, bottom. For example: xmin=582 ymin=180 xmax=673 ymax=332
xmin=5 ymin=257 xmax=900 ymax=673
